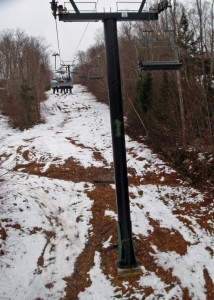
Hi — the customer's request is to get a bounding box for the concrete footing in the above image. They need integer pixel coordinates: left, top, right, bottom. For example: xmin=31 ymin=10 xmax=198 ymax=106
xmin=116 ymin=263 xmax=143 ymax=278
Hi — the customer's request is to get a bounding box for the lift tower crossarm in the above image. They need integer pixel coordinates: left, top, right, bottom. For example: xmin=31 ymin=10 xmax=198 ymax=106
xmin=138 ymin=0 xmax=147 ymax=13
xmin=69 ymin=0 xmax=80 ymax=13
xmin=58 ymin=12 xmax=158 ymax=22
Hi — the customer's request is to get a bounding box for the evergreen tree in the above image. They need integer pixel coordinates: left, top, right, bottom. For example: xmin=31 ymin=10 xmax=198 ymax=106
xmin=134 ymin=72 xmax=153 ymax=114
xmin=177 ymin=8 xmax=198 ymax=55
xmin=20 ymin=83 xmax=35 ymax=125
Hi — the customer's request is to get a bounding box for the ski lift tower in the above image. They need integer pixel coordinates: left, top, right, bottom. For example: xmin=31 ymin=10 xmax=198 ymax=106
xmin=51 ymin=0 xmax=166 ymax=277
xmin=52 ymin=52 xmax=59 ymax=70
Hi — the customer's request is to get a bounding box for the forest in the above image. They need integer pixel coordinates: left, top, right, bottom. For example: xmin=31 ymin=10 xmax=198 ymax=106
xmin=0 ymin=29 xmax=51 ymax=129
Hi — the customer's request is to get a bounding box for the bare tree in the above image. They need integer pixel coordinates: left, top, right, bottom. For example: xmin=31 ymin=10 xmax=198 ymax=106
xmin=0 ymin=29 xmax=51 ymax=129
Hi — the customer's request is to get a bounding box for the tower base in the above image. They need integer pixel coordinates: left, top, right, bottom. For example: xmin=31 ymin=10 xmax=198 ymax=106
xmin=116 ymin=262 xmax=142 ymax=278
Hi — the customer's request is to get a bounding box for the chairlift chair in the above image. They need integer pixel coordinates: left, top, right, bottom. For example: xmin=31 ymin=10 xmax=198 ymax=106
xmin=57 ymin=66 xmax=66 ymax=74
xmin=71 ymin=70 xmax=79 ymax=74
xmin=137 ymin=36 xmax=183 ymax=71
xmin=88 ymin=56 xmax=104 ymax=80
xmin=79 ymin=74 xmax=87 ymax=78
xmin=88 ymin=68 xmax=104 ymax=80
xmin=57 ymin=78 xmax=73 ymax=93
xmin=137 ymin=7 xmax=183 ymax=71
xmin=79 ymin=66 xmax=87 ymax=78
xmin=52 ymin=64 xmax=73 ymax=93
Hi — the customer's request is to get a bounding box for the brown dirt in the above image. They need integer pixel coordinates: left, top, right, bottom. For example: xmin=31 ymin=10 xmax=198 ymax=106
xmin=0 ymin=223 xmax=8 ymax=257
xmin=0 ymin=223 xmax=7 ymax=241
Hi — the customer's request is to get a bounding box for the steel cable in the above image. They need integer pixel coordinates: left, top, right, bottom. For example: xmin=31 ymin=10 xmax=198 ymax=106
xmin=55 ymin=18 xmax=61 ymax=64
xmin=72 ymin=0 xmax=101 ymax=63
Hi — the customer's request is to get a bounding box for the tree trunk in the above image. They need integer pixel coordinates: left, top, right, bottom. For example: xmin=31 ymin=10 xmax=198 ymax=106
xmin=176 ymin=70 xmax=187 ymax=147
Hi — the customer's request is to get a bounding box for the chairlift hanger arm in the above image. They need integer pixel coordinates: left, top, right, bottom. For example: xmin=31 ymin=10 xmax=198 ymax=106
xmin=138 ymin=0 xmax=146 ymax=13
xmin=69 ymin=0 xmax=80 ymax=13
xmin=149 ymin=0 xmax=169 ymax=13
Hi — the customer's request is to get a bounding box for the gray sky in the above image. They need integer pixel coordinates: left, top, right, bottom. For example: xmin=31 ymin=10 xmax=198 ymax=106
xmin=0 ymin=0 xmax=151 ymax=69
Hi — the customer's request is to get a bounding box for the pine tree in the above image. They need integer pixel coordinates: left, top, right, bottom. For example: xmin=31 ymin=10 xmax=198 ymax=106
xmin=177 ymin=8 xmax=198 ymax=55
xmin=134 ymin=72 xmax=153 ymax=114
xmin=20 ymin=83 xmax=35 ymax=125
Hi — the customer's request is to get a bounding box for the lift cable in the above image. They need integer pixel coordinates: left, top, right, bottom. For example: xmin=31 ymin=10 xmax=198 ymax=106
xmin=73 ymin=23 xmax=90 ymax=60
xmin=71 ymin=0 xmax=100 ymax=62
xmin=51 ymin=0 xmax=102 ymax=74
xmin=52 ymin=0 xmax=103 ymax=70
xmin=51 ymin=0 xmax=62 ymax=65
xmin=55 ymin=18 xmax=62 ymax=65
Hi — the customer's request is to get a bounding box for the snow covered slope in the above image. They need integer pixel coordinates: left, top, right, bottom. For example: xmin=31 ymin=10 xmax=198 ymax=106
xmin=0 ymin=85 xmax=213 ymax=299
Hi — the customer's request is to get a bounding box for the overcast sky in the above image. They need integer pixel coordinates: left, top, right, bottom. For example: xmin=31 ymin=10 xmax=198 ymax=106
xmin=0 ymin=0 xmax=152 ymax=69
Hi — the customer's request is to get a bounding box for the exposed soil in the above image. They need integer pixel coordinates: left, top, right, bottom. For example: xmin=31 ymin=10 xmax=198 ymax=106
xmin=0 ymin=223 xmax=7 ymax=241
